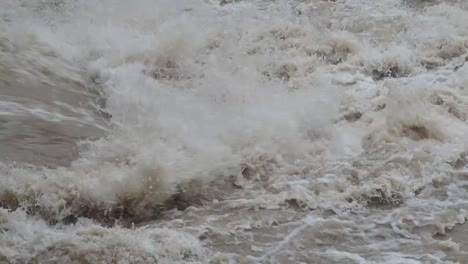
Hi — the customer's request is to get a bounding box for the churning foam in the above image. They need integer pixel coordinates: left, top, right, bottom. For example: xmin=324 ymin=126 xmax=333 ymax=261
xmin=1 ymin=0 xmax=468 ymax=263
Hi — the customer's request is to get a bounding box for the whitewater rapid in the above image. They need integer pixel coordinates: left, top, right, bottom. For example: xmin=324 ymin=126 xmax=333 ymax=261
xmin=1 ymin=0 xmax=468 ymax=263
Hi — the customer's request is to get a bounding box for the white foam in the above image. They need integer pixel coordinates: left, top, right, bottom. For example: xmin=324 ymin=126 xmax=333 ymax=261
xmin=2 ymin=0 xmax=468 ymax=263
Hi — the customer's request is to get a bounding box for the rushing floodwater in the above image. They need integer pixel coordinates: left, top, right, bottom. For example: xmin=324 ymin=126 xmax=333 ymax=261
xmin=1 ymin=0 xmax=468 ymax=263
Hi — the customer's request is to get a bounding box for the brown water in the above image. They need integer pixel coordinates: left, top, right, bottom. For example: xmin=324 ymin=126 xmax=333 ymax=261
xmin=0 ymin=75 xmax=106 ymax=166
xmin=1 ymin=0 xmax=468 ymax=263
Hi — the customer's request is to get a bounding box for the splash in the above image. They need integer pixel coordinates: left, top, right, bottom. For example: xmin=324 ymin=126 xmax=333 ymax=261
xmin=1 ymin=0 xmax=468 ymax=263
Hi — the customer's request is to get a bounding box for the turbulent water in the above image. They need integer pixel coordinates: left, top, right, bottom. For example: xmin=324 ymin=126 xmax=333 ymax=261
xmin=1 ymin=0 xmax=468 ymax=263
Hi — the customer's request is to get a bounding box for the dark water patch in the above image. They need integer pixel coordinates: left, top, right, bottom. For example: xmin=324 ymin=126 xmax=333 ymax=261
xmin=430 ymin=93 xmax=466 ymax=121
xmin=400 ymin=124 xmax=443 ymax=141
xmin=447 ymin=152 xmax=468 ymax=169
xmin=343 ymin=111 xmax=362 ymax=122
xmin=402 ymin=0 xmax=463 ymax=9
xmin=347 ymin=188 xmax=404 ymax=209
xmin=0 ymin=175 xmax=225 ymax=228
xmin=371 ymin=65 xmax=409 ymax=81
xmin=0 ymin=191 xmax=201 ymax=228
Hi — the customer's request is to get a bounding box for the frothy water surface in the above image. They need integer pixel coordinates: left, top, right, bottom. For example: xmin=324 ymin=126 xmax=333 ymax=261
xmin=1 ymin=0 xmax=468 ymax=263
